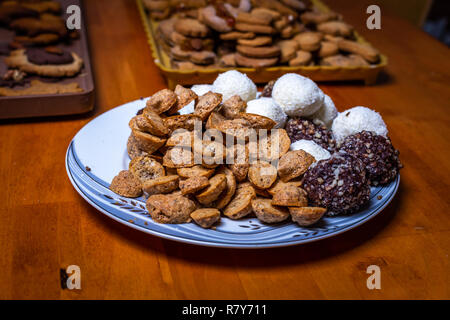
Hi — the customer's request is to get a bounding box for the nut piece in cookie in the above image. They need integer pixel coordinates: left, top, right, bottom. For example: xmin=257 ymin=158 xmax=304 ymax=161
xmin=190 ymin=208 xmax=221 ymax=229
xmin=223 ymin=183 xmax=256 ymax=219
xmin=109 ymin=170 xmax=143 ymax=198
xmin=142 ymin=175 xmax=179 ymax=195
xmin=194 ymin=91 xmax=222 ymax=121
xmin=248 ymin=161 xmax=277 ymax=189
xmin=146 ymin=193 xmax=196 ymax=224
xmin=174 ymin=18 xmax=210 ymax=37
xmin=271 ymin=184 xmax=308 ymax=207
xmin=195 ymin=173 xmax=227 ymax=205
xmin=146 ymin=89 xmax=177 ymax=114
xmin=277 ymin=150 xmax=315 ymax=182
xmin=289 ymin=207 xmax=327 ymax=226
xmin=179 ymin=176 xmax=210 ymax=195
xmin=177 ymin=165 xmax=215 ymax=179
xmin=251 ymin=198 xmax=290 ymax=223
xmin=129 ymin=155 xmax=166 ymax=183
xmin=214 ymin=166 xmax=237 ymax=209
xmin=221 ymin=95 xmax=247 ymax=119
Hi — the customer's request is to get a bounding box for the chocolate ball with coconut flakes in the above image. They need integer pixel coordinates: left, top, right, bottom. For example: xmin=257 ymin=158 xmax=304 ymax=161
xmin=302 ymin=152 xmax=370 ymax=216
xmin=338 ymin=131 xmax=402 ymax=186
xmin=285 ymin=117 xmax=336 ymax=152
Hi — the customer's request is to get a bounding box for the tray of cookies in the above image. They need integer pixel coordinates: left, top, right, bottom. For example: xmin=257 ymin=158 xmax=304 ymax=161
xmin=137 ymin=0 xmax=387 ymax=89
xmin=0 ymin=0 xmax=94 ymax=119
xmin=66 ymin=71 xmax=401 ymax=248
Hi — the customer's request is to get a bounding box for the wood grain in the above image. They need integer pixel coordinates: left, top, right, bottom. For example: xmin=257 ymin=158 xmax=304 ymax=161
xmin=0 ymin=0 xmax=449 ymax=299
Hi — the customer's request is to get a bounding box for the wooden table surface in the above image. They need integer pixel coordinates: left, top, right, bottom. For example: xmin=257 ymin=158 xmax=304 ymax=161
xmin=0 ymin=0 xmax=449 ymax=300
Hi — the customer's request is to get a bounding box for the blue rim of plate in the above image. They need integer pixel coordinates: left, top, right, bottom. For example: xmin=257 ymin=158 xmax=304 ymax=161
xmin=65 ymin=102 xmax=400 ymax=249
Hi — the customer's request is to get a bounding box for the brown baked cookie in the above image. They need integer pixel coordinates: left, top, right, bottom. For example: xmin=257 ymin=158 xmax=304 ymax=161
xmin=277 ymin=39 xmax=299 ymax=63
xmin=146 ymin=193 xmax=196 ymax=224
xmin=205 ymin=111 xmax=225 ymax=130
xmin=171 ymin=31 xmax=214 ymax=52
xmin=235 ymin=53 xmax=278 ymax=68
xmin=109 ymin=170 xmax=143 ymax=198
xmin=237 ymin=36 xmax=272 ymax=47
xmin=289 ymin=207 xmax=327 ymax=226
xmin=337 ymin=40 xmax=380 ymax=63
xmin=143 ymin=0 xmax=170 ymax=12
xmin=317 ymin=21 xmax=353 ymax=38
xmin=142 ymin=175 xmax=179 ymax=195
xmin=189 ymin=50 xmax=216 ymax=65
xmin=4 ymin=49 xmax=83 ymax=77
xmin=321 ymin=54 xmax=369 ymax=67
xmin=238 ymin=113 xmax=276 ymax=130
xmin=198 ymin=5 xmax=233 ymax=33
xmin=250 ymin=129 xmax=291 ymax=161
xmin=14 ymin=33 xmax=59 ymax=45
xmin=293 ymin=32 xmax=323 ymax=51
xmin=318 ymin=41 xmax=339 ymax=57
xmin=195 ymin=173 xmax=227 ymax=205
xmin=289 ymin=50 xmax=312 ymax=66
xmin=129 ymin=155 xmax=166 ymax=183
xmin=277 ymin=150 xmax=315 ymax=182
xmin=251 ymin=198 xmax=290 ymax=223
xmin=220 ymin=31 xmax=255 ymax=41
xmin=219 ymin=53 xmax=236 ymax=67
xmin=167 ymin=85 xmax=198 ymax=114
xmin=0 ymin=79 xmax=82 ymax=96
xmin=235 ymin=23 xmax=275 ymax=35
xmin=300 ymin=11 xmax=339 ymax=25
xmin=10 ymin=13 xmax=67 ymax=37
xmin=190 ymin=208 xmax=220 ymax=228
xmin=140 ymin=109 xmax=170 ymax=136
xmin=131 ymin=129 xmax=167 ymax=154
xmin=214 ymin=166 xmax=237 ymax=209
xmin=250 ymin=7 xmax=280 ymax=20
xmin=255 ymin=0 xmax=298 ymax=17
xmin=267 ymin=179 xmax=303 ymax=196
xmin=0 ymin=2 xmax=38 ymax=26
xmin=273 ymin=16 xmax=290 ymax=31
xmin=248 ymin=161 xmax=277 ymax=189
xmin=236 ymin=11 xmax=272 ymax=25
xmin=127 ymin=134 xmax=149 ymax=159
xmin=166 ymin=130 xmax=194 ymax=147
xmin=194 ymin=91 xmax=222 ymax=121
xmin=146 ymin=88 xmax=177 ymax=114
xmin=177 ymin=165 xmax=215 ymax=179
xmin=163 ymin=147 xmax=195 ymax=168
xmin=157 ymin=16 xmax=176 ymax=45
xmin=21 ymin=1 xmax=62 ymax=14
xmin=174 ymin=18 xmax=210 ymax=38
xmin=221 ymin=95 xmax=247 ymax=119
xmin=236 ymin=45 xmax=280 ymax=59
xmin=179 ymin=176 xmax=210 ymax=195
xmin=223 ymin=183 xmax=256 ymax=219
xmin=271 ymin=184 xmax=308 ymax=207
xmin=163 ymin=114 xmax=202 ymax=134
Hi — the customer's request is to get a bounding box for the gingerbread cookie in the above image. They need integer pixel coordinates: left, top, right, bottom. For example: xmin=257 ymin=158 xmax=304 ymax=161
xmin=337 ymin=39 xmax=380 ymax=63
xmin=235 ymin=53 xmax=278 ymax=68
xmin=235 ymin=23 xmax=275 ymax=35
xmin=317 ymin=21 xmax=353 ymax=38
xmin=237 ymin=36 xmax=272 ymax=47
xmin=174 ymin=18 xmax=210 ymax=38
xmin=5 ymin=49 xmax=83 ymax=77
xmin=220 ymin=31 xmax=255 ymax=41
xmin=277 ymin=39 xmax=299 ymax=63
xmin=0 ymin=79 xmax=82 ymax=96
xmin=289 ymin=50 xmax=312 ymax=66
xmin=198 ymin=5 xmax=232 ymax=33
xmin=293 ymin=32 xmax=323 ymax=51
xmin=318 ymin=41 xmax=339 ymax=57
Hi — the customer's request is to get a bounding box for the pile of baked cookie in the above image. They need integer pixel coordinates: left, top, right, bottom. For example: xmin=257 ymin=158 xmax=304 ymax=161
xmin=0 ymin=0 xmax=84 ymax=96
xmin=110 ymin=70 xmax=401 ymax=229
xmin=145 ymin=0 xmax=380 ymax=69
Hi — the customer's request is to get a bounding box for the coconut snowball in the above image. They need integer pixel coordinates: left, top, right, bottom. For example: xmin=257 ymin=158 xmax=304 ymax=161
xmin=331 ymin=106 xmax=388 ymax=143
xmin=178 ymin=84 xmax=214 ymax=115
xmin=310 ymin=94 xmax=338 ymax=128
xmin=290 ymin=139 xmax=331 ymax=161
xmin=272 ymin=73 xmax=324 ymax=117
xmin=245 ymin=97 xmax=287 ymax=129
xmin=212 ymin=70 xmax=257 ymax=102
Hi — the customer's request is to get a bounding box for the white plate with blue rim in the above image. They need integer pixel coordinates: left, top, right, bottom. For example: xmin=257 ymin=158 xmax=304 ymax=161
xmin=65 ymin=98 xmax=400 ymax=248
